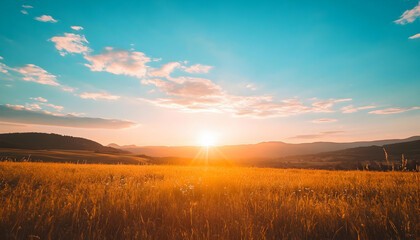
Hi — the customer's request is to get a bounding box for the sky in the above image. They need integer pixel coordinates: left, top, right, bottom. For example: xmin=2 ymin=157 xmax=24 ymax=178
xmin=0 ymin=0 xmax=419 ymax=146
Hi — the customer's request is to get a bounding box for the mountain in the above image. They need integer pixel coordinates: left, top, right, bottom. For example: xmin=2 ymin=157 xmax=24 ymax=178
xmin=110 ymin=136 xmax=420 ymax=159
xmin=0 ymin=133 xmax=124 ymax=153
xmin=265 ymin=140 xmax=420 ymax=170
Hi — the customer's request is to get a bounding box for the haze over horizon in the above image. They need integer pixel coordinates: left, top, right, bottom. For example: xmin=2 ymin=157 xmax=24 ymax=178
xmin=1 ymin=0 xmax=420 ymax=146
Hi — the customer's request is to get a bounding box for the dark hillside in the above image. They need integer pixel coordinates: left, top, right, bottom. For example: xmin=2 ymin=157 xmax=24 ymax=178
xmin=0 ymin=133 xmax=124 ymax=153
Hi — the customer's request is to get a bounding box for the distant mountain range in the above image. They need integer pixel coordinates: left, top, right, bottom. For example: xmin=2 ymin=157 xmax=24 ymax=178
xmin=0 ymin=133 xmax=124 ymax=153
xmin=108 ymin=136 xmax=420 ymax=159
xmin=0 ymin=132 xmax=419 ymax=170
xmin=263 ymin=140 xmax=420 ymax=170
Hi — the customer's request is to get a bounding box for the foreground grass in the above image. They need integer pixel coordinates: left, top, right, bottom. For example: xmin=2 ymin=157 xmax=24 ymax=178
xmin=0 ymin=162 xmax=418 ymax=239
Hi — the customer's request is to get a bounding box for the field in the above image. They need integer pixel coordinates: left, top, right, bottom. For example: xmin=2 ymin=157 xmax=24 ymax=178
xmin=0 ymin=162 xmax=419 ymax=239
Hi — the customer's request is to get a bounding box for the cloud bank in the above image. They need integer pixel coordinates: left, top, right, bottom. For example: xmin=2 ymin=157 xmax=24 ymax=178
xmin=0 ymin=105 xmax=136 ymax=129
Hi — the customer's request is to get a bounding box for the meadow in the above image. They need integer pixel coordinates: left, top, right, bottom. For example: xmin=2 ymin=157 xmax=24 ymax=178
xmin=0 ymin=162 xmax=418 ymax=239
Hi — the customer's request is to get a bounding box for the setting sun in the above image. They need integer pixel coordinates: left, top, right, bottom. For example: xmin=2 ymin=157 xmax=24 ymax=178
xmin=199 ymin=131 xmax=217 ymax=147
xmin=0 ymin=0 xmax=419 ymax=239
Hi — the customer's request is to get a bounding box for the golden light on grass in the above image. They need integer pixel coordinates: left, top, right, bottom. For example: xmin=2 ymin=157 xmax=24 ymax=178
xmin=0 ymin=162 xmax=418 ymax=239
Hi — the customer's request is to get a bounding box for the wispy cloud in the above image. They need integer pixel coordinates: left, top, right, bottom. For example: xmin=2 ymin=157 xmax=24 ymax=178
xmin=50 ymin=33 xmax=90 ymax=56
xmin=17 ymin=64 xmax=60 ymax=86
xmin=0 ymin=105 xmax=136 ymax=129
xmin=148 ymin=62 xmax=181 ymax=78
xmin=341 ymin=105 xmax=376 ymax=113
xmin=41 ymin=103 xmax=64 ymax=112
xmin=182 ymin=64 xmax=213 ymax=74
xmin=288 ymin=131 xmax=345 ymax=140
xmin=0 ymin=57 xmax=9 ymax=73
xmin=409 ymin=33 xmax=420 ymax=39
xmin=0 ymin=122 xmax=26 ymax=127
xmin=84 ymin=47 xmax=151 ymax=78
xmin=71 ymin=26 xmax=84 ymax=31
xmin=21 ymin=10 xmax=28 ymax=15
xmin=394 ymin=1 xmax=420 ymax=24
xmin=79 ymin=92 xmax=120 ymax=100
xmin=27 ymin=97 xmax=63 ymax=112
xmin=22 ymin=5 xmax=33 ymax=9
xmin=34 ymin=15 xmax=58 ymax=23
xmin=1 ymin=58 xmax=75 ymax=92
xmin=246 ymin=83 xmax=257 ymax=91
xmin=369 ymin=107 xmax=420 ymax=114
xmin=310 ymin=98 xmax=352 ymax=113
xmin=311 ymin=118 xmax=337 ymax=123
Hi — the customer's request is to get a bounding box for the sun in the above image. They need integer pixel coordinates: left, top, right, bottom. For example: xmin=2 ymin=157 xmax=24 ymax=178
xmin=199 ymin=131 xmax=217 ymax=147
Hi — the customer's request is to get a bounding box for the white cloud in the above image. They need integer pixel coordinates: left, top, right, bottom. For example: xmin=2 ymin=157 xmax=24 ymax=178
xmin=30 ymin=97 xmax=48 ymax=102
xmin=409 ymin=33 xmax=420 ymax=39
xmin=5 ymin=104 xmax=26 ymax=110
xmin=369 ymin=107 xmax=420 ymax=114
xmin=182 ymin=64 xmax=213 ymax=74
xmin=17 ymin=64 xmax=60 ymax=86
xmin=71 ymin=26 xmax=84 ymax=31
xmin=79 ymin=92 xmax=120 ymax=100
xmin=84 ymin=48 xmax=151 ymax=78
xmin=50 ymin=33 xmax=90 ymax=56
xmin=21 ymin=10 xmax=28 ymax=15
xmin=26 ymin=103 xmax=41 ymax=110
xmin=22 ymin=5 xmax=33 ymax=9
xmin=34 ymin=15 xmax=58 ymax=23
xmin=395 ymin=1 xmax=420 ymax=24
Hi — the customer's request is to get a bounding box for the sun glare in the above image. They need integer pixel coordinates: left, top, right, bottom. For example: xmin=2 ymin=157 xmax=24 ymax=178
xmin=199 ymin=131 xmax=217 ymax=147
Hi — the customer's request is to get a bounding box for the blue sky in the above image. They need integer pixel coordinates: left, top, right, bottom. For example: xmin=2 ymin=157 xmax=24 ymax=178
xmin=0 ymin=0 xmax=419 ymax=146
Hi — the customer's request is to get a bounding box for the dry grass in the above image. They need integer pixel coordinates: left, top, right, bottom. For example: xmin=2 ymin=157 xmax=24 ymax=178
xmin=0 ymin=162 xmax=418 ymax=239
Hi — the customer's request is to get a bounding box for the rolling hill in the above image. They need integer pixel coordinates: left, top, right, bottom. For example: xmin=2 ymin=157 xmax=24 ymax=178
xmin=261 ymin=140 xmax=420 ymax=170
xmin=0 ymin=132 xmax=124 ymax=153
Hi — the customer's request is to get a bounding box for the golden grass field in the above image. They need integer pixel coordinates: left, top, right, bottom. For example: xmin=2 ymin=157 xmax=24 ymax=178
xmin=0 ymin=162 xmax=418 ymax=239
